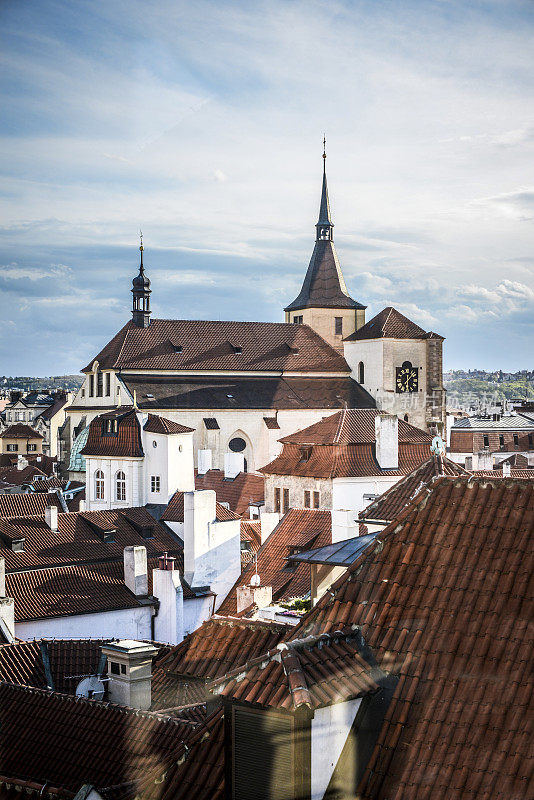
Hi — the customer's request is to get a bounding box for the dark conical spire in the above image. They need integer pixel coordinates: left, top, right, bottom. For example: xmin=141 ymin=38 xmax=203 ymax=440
xmin=317 ymin=136 xmax=333 ymax=231
xmin=132 ymin=231 xmax=151 ymax=328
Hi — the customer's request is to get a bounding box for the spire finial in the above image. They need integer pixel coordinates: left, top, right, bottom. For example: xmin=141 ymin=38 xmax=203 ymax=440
xmin=139 ymin=229 xmax=144 ymax=269
xmin=323 ymin=135 xmax=326 ymax=170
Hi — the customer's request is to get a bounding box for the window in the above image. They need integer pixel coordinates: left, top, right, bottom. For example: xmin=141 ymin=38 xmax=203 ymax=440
xmin=335 ymin=317 xmax=343 ymax=336
xmin=97 ymin=372 xmax=103 ymax=397
xmin=293 ymin=315 xmax=303 ymax=324
xmin=105 ymin=373 xmax=111 ymax=396
xmin=103 ymin=419 xmax=118 ymax=435
xmin=229 ymin=437 xmax=246 ymax=453
xmin=483 ymin=435 xmax=489 ymax=448
xmin=274 ymin=487 xmax=281 ymax=513
xmin=15 ymin=412 xmax=23 ymax=421
xmin=304 ymin=490 xmax=311 ymax=508
xmin=120 ymin=663 xmax=126 ymax=675
xmin=151 ymin=475 xmax=161 ymax=493
xmin=283 ymin=488 xmax=290 ymax=514
xmin=110 ymin=662 xmax=120 ymax=675
xmin=116 ymin=471 xmax=126 ymax=502
xmin=27 ymin=444 xmax=37 ymax=452
xmin=81 ymin=388 xmax=85 ymax=397
xmin=299 ymin=446 xmax=312 ymax=462
xmin=313 ymin=490 xmax=320 ymax=509
xmin=499 ymin=434 xmax=505 ymax=448
xmin=7 ymin=444 xmax=18 ymax=452
xmin=95 ymin=469 xmax=104 ymax=500
xmin=403 ymin=414 xmax=409 ymax=422
xmin=7 ymin=413 xmax=11 ymax=421
xmin=358 ymin=361 xmax=365 ymax=384
xmin=513 ymin=434 xmax=519 ymax=448
xmin=89 ymin=375 xmax=94 ymax=397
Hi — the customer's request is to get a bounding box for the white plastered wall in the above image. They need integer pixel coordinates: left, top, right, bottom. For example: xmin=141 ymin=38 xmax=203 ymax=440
xmin=16 ymin=605 xmax=152 ymax=641
xmin=311 ymin=698 xmax=363 ymax=800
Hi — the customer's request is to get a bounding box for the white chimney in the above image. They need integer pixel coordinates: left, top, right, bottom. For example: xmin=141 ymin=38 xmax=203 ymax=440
xmin=474 ymin=450 xmax=493 ymax=471
xmin=78 ymin=499 xmax=86 ymax=512
xmin=197 ymin=449 xmax=212 ymax=475
xmin=502 ymin=462 xmax=511 ymax=477
xmin=0 ymin=558 xmax=5 ymax=597
xmin=331 ymin=510 xmax=359 ymax=543
xmin=16 ymin=455 xmax=28 ymax=471
xmin=0 ymin=560 xmax=15 ymax=642
xmin=123 ymin=546 xmax=148 ymax=597
xmin=45 ymin=505 xmax=58 ymax=531
xmin=101 ymin=640 xmax=158 ymax=710
xmin=152 ymin=555 xmax=184 ymax=645
xmin=375 ymin=413 xmax=398 ymax=470
xmin=184 ymin=490 xmax=217 ymax=586
xmin=224 ymin=452 xmax=244 ymax=480
xmin=260 ymin=511 xmax=279 ymax=544
xmin=236 ymin=583 xmax=272 ymax=615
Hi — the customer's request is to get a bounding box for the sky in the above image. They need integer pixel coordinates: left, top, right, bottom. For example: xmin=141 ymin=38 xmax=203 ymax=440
xmin=0 ymin=0 xmax=533 ymax=376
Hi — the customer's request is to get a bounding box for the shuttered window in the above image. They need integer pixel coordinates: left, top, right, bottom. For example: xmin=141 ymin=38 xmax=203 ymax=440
xmin=233 ymin=707 xmax=293 ymax=800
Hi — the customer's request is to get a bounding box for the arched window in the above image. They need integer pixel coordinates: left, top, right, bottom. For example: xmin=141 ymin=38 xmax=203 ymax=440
xmin=404 ymin=414 xmax=409 ymax=422
xmin=95 ymin=470 xmax=104 ymax=500
xmin=358 ymin=361 xmax=365 ymax=384
xmin=116 ymin=470 xmax=126 ymax=502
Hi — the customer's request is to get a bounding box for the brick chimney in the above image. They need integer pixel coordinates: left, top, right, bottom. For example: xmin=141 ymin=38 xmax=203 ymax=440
xmin=123 ymin=546 xmax=148 ymax=597
xmin=101 ymin=640 xmax=158 ymax=710
xmin=375 ymin=413 xmax=398 ymax=470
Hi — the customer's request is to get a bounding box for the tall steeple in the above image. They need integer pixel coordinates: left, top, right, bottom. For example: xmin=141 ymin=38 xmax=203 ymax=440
xmin=132 ymin=232 xmax=151 ymax=328
xmin=284 ymin=142 xmax=366 ymax=351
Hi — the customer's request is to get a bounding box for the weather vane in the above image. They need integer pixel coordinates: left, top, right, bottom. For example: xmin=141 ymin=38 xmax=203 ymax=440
xmin=139 ymin=229 xmax=143 ymax=250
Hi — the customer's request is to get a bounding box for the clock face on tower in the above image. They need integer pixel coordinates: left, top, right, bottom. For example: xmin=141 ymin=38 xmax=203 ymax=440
xmin=396 ymin=361 xmax=419 ymax=393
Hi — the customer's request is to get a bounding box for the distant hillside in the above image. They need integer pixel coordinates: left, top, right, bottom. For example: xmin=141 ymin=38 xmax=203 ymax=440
xmin=444 ymin=369 xmax=534 ymax=409
xmin=0 ymin=375 xmax=84 ymax=392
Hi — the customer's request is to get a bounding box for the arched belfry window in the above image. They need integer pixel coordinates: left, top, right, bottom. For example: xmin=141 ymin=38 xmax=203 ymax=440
xmin=116 ymin=470 xmax=126 ymax=502
xmin=95 ymin=470 xmax=104 ymax=500
xmin=358 ymin=361 xmax=365 ymax=384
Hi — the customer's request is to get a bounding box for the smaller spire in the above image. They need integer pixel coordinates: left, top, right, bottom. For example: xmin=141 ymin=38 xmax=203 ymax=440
xmin=317 ymin=136 xmax=333 ymax=236
xmin=132 ymin=232 xmax=151 ymax=328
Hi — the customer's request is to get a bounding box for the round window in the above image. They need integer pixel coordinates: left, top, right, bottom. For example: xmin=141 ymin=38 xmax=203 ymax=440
xmin=229 ymin=437 xmax=246 ymax=453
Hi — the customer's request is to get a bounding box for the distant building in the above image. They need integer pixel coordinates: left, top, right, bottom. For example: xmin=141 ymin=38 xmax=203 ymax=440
xmin=449 ymin=412 xmax=534 ymax=469
xmin=1 ymin=390 xmax=71 ymax=457
xmin=0 ymin=424 xmax=44 ymax=457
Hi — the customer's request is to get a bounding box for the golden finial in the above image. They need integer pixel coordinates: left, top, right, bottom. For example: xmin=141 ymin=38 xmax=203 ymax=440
xmin=139 ymin=229 xmax=144 ymax=252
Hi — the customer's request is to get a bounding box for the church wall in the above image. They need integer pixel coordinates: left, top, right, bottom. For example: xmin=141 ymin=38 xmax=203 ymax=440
xmin=344 ymin=339 xmax=384 ymax=396
xmin=285 ymin=308 xmax=357 ymax=353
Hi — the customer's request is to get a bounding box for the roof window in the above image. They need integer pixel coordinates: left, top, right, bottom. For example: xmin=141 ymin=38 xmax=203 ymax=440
xmin=299 ymin=446 xmax=312 ymax=462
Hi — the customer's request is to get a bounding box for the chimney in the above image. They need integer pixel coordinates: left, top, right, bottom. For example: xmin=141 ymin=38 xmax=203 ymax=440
xmin=101 ymin=640 xmax=158 ymax=710
xmin=123 ymin=546 xmax=148 ymax=597
xmin=78 ymin=499 xmax=86 ymax=512
xmin=474 ymin=450 xmax=493 ymax=471
xmin=502 ymin=462 xmax=511 ymax=477
xmin=0 ymin=558 xmax=5 ymax=596
xmin=331 ymin=510 xmax=359 ymax=543
xmin=236 ymin=582 xmax=272 ymax=614
xmin=16 ymin=455 xmax=29 ymax=471
xmin=224 ymin=452 xmax=244 ymax=480
xmin=197 ymin=449 xmax=212 ymax=475
xmin=0 ymin=558 xmax=15 ymax=642
xmin=375 ymin=413 xmax=398 ymax=469
xmin=45 ymin=505 xmax=58 ymax=531
xmin=184 ymin=490 xmax=217 ymax=586
xmin=152 ymin=555 xmax=184 ymax=645
xmin=260 ymin=511 xmax=279 ymax=544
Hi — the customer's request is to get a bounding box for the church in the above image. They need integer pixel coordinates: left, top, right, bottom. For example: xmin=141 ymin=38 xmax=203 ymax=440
xmin=66 ymin=148 xmax=445 ymax=473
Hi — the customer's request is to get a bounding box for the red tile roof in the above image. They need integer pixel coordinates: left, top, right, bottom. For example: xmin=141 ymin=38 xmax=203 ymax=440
xmin=194 ymin=469 xmax=264 ymax=516
xmin=0 ymin=492 xmax=63 ymax=520
xmin=345 ymin=306 xmax=443 ymax=341
xmin=143 ymin=415 xmax=194 ymax=435
xmin=279 ymin=408 xmax=431 ymax=445
xmin=0 ymin=465 xmax=48 ymax=486
xmin=471 ymin=469 xmax=534 ymax=479
xmin=161 ymin=491 xmax=240 ymax=523
xmin=81 ymin=408 xmax=144 ymax=458
xmin=0 ymin=507 xmax=181 ymax=571
xmin=150 ymin=616 xmax=290 ymax=710
xmin=0 ymin=682 xmax=196 ymax=794
xmin=210 ymin=629 xmax=378 ymax=711
xmin=292 ymin=476 xmax=534 ymax=799
xmin=0 ymin=424 xmax=44 ymax=440
xmin=83 ymin=319 xmax=350 ymax=374
xmin=217 ymin=509 xmax=332 ymax=616
xmin=360 ymin=455 xmax=468 ymax=522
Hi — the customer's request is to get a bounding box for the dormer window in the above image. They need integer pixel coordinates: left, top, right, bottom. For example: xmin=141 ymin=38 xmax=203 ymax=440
xmin=299 ymin=446 xmax=312 ymax=462
xmin=233 ymin=345 xmax=242 ymax=355
xmin=103 ymin=419 xmax=118 ymax=436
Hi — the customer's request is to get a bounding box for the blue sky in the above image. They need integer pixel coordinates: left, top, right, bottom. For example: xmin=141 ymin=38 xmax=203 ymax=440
xmin=1 ymin=0 xmax=533 ymax=375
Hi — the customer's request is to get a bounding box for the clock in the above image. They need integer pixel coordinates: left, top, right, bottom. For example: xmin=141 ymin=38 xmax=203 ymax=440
xmin=396 ymin=361 xmax=418 ymax=393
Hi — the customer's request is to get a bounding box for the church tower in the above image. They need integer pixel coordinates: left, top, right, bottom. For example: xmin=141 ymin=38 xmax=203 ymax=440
xmin=132 ymin=234 xmax=151 ymax=328
xmin=284 ymin=142 xmax=366 ymax=352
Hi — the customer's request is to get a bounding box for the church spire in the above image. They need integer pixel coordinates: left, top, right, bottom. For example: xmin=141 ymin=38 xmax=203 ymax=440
xmin=317 ymin=136 xmax=333 ymax=236
xmin=132 ymin=232 xmax=151 ymax=328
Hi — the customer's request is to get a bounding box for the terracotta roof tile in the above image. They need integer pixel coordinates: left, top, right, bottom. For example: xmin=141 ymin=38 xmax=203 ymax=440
xmin=345 ymin=306 xmax=441 ymax=341
xmin=0 ymin=682 xmax=196 ymax=793
xmin=360 ymin=456 xmax=468 ymax=522
xmin=143 ymin=415 xmax=194 ymax=435
xmin=83 ymin=319 xmax=350 ymax=373
xmin=217 ymin=509 xmax=332 ymax=617
xmin=279 ymin=408 xmax=431 ymax=445
xmin=150 ymin=617 xmax=289 ymax=710
xmin=291 ymin=476 xmax=534 ymax=799
xmin=0 ymin=424 xmax=44 ymax=440
xmin=194 ymin=469 xmax=264 ymax=516
xmin=210 ymin=629 xmax=378 ymax=710
xmin=81 ymin=408 xmax=144 ymax=458
xmin=0 ymin=492 xmax=63 ymax=520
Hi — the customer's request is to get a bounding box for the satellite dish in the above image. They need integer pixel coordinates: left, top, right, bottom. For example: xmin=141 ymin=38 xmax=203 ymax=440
xmin=76 ymin=675 xmax=105 ymax=701
xmin=431 ymin=435 xmax=445 ymax=456
xmin=250 ymin=573 xmax=261 ymax=587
